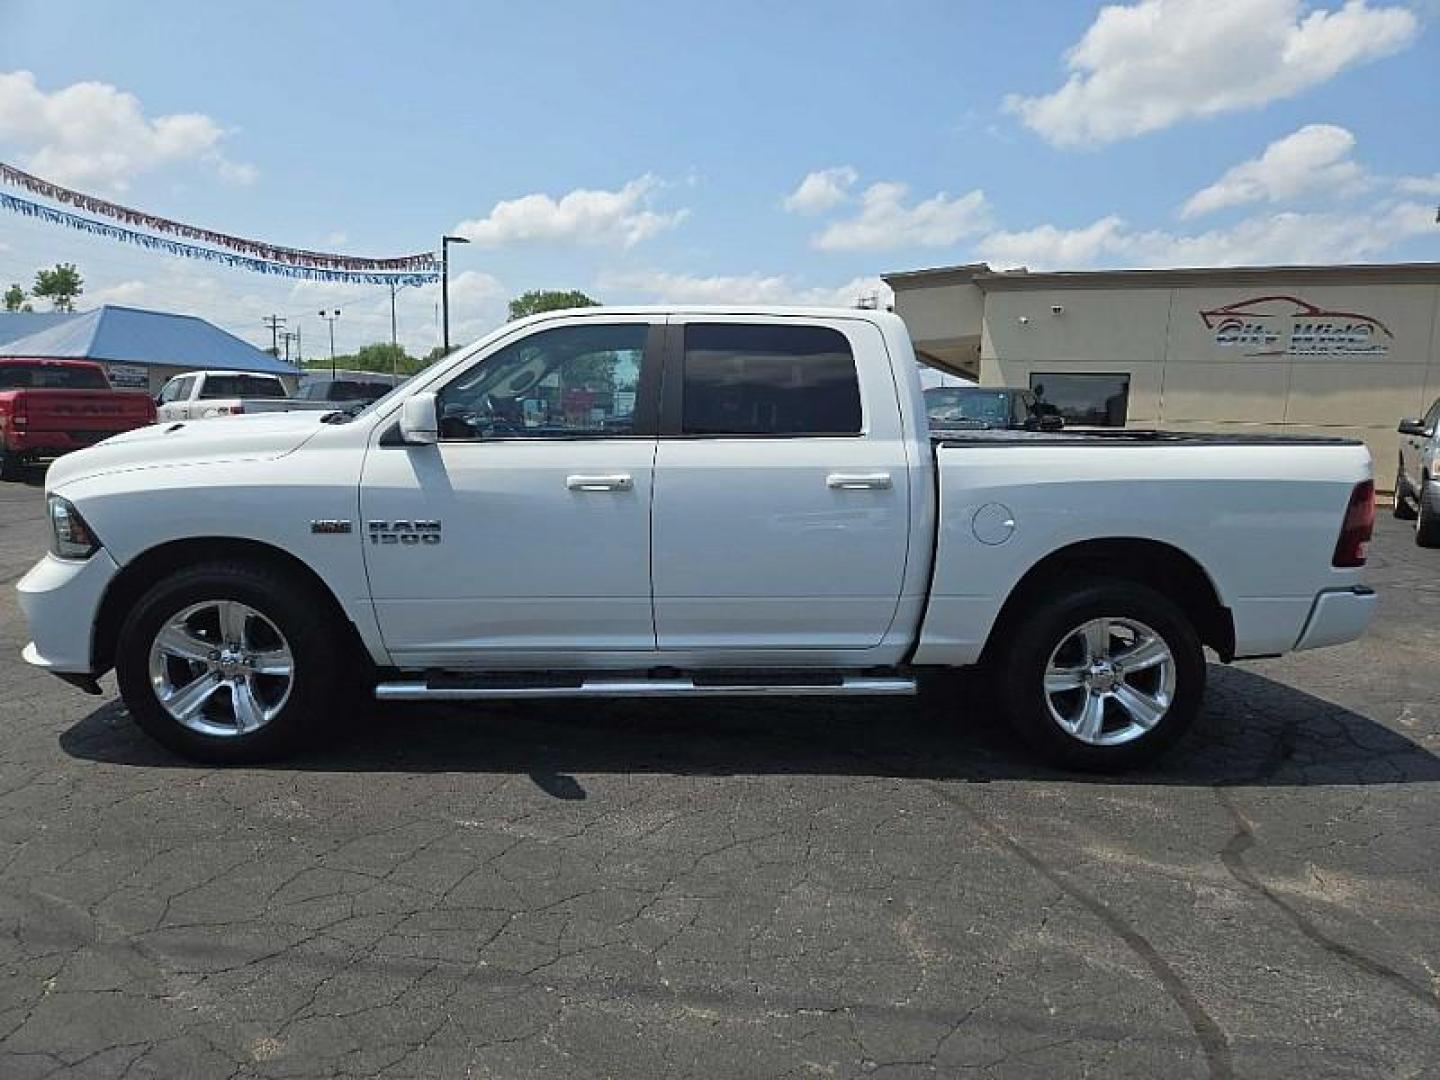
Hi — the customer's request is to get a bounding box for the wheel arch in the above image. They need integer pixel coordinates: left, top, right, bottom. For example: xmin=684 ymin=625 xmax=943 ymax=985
xmin=92 ymin=536 xmax=370 ymax=675
xmin=982 ymin=537 xmax=1235 ymax=663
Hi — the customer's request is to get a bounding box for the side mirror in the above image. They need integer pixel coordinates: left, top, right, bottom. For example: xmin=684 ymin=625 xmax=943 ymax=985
xmin=399 ymin=392 xmax=439 ymax=445
xmin=1398 ymin=418 xmax=1430 ymax=436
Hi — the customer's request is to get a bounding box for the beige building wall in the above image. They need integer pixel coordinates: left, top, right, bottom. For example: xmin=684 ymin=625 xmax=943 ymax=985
xmin=975 ymin=276 xmax=1440 ymax=479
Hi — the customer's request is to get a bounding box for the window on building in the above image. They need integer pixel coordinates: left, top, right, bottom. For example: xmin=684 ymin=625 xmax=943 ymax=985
xmin=1029 ymin=373 xmax=1130 ymax=427
xmin=437 ymin=322 xmax=648 ymax=440
xmin=682 ymin=323 xmax=861 ymax=436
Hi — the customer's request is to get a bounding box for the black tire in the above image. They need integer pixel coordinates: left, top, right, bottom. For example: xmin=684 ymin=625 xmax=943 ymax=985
xmin=0 ymin=444 xmax=22 ymax=482
xmin=995 ymin=579 xmax=1205 ymax=771
xmin=1393 ymin=462 xmax=1417 ymax=520
xmin=1416 ymin=479 xmax=1440 ymax=548
xmin=115 ymin=560 xmax=349 ymax=763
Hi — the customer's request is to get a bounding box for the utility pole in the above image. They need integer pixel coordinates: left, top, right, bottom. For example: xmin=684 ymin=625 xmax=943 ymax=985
xmin=262 ymin=314 xmax=286 ymax=357
xmin=279 ymin=330 xmax=298 ymax=364
xmin=318 ymin=309 xmax=340 ymax=378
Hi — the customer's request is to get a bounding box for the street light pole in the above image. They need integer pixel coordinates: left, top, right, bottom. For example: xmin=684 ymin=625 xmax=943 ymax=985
xmin=318 ymin=309 xmax=340 ymax=378
xmin=441 ymin=235 xmax=470 ymax=354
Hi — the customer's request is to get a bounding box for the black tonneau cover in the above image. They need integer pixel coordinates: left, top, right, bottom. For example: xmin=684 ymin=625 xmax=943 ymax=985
xmin=933 ymin=429 xmax=1363 ymax=448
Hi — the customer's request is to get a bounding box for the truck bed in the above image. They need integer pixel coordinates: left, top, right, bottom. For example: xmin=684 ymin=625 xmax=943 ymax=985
xmin=933 ymin=428 xmax=1363 ymax=448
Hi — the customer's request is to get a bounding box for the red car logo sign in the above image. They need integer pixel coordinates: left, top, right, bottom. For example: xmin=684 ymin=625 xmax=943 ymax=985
xmin=1199 ymin=295 xmax=1393 ymax=357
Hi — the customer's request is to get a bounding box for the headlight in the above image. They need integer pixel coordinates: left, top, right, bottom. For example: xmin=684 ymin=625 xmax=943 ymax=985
xmin=48 ymin=496 xmax=101 ymax=559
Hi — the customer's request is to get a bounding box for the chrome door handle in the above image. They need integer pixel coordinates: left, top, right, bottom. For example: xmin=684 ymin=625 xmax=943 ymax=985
xmin=826 ymin=472 xmax=892 ymax=490
xmin=567 ymin=474 xmax=633 ymax=492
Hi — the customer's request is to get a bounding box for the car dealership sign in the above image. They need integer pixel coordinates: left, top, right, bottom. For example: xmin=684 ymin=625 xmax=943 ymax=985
xmin=1200 ymin=295 xmax=1393 ymax=357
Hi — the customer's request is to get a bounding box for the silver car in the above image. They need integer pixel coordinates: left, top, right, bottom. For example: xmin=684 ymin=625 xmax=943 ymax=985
xmin=1395 ymin=398 xmax=1440 ymax=546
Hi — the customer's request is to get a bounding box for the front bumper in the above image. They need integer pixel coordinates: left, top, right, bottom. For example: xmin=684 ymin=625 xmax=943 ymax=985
xmin=1293 ymin=585 xmax=1377 ymax=652
xmin=17 ymin=549 xmax=120 ymax=676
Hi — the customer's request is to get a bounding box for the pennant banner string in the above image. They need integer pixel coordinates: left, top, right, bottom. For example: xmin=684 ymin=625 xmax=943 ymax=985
xmin=0 ymin=161 xmax=439 ymax=272
xmin=0 ymin=193 xmax=440 ymax=286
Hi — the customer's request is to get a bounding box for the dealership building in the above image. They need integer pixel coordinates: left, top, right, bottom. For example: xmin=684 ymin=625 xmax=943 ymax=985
xmin=0 ymin=304 xmax=298 ymax=392
xmin=884 ymin=261 xmax=1440 ymax=484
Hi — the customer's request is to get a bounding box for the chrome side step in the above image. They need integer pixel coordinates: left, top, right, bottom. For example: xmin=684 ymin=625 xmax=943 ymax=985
xmin=374 ymin=674 xmax=917 ymax=702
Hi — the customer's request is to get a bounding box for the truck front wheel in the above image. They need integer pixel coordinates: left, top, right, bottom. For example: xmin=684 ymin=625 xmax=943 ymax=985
xmin=996 ymin=580 xmax=1204 ymax=771
xmin=115 ymin=561 xmax=346 ymax=763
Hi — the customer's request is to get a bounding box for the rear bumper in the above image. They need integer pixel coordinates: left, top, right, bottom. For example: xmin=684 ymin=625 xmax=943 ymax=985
xmin=5 ymin=430 xmax=126 ymax=456
xmin=1293 ymin=586 xmax=1377 ymax=652
xmin=17 ymin=550 xmax=120 ymax=676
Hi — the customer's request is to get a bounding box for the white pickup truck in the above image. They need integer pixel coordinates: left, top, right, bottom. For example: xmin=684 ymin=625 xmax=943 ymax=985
xmin=154 ymin=370 xmax=333 ymax=422
xmin=18 ymin=307 xmax=1377 ymax=770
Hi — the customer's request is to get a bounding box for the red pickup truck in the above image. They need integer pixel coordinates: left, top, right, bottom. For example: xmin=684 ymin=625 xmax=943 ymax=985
xmin=0 ymin=358 xmax=156 ymax=480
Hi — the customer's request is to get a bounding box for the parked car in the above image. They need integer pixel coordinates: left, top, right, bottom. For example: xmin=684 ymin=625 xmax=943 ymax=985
xmin=925 ymin=385 xmax=1063 ymax=432
xmin=154 ymin=370 xmax=334 ymax=422
xmin=0 ymin=358 xmax=155 ymax=481
xmin=19 ymin=307 xmax=1376 ymax=771
xmin=1395 ymin=399 xmax=1440 ymax=546
xmin=295 ymin=371 xmax=402 ymax=411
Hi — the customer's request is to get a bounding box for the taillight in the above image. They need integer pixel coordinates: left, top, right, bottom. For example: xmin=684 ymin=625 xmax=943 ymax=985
xmin=12 ymin=397 xmax=26 ymax=428
xmin=1332 ymin=480 xmax=1375 ymax=568
xmin=229 ymin=404 xmax=244 ymax=415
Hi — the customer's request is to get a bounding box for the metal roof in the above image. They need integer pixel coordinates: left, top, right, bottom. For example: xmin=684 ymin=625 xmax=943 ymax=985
xmin=0 ymin=305 xmax=298 ymax=374
xmin=0 ymin=311 xmax=78 ymax=348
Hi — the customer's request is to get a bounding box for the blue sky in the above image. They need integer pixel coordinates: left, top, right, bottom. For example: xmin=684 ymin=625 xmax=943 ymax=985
xmin=2 ymin=0 xmax=1438 ymax=356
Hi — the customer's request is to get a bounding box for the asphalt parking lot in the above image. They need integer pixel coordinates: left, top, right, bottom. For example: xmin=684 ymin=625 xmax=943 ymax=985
xmin=0 ymin=474 xmax=1437 ymax=1079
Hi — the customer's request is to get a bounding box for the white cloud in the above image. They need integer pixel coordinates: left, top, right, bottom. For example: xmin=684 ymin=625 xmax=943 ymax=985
xmin=1396 ymin=174 xmax=1440 ymax=197
xmin=601 ymin=270 xmax=893 ymax=309
xmin=812 ymin=181 xmax=991 ymax=251
xmin=1181 ymin=124 xmax=1370 ymax=218
xmin=0 ymin=70 xmax=255 ymax=190
xmin=783 ymin=166 xmax=858 ymax=214
xmin=453 ymin=176 xmax=688 ymax=249
xmin=979 ymin=216 xmax=1132 ymax=268
xmin=88 ymin=280 xmax=150 ymax=306
xmin=1005 ymin=0 xmax=1419 ymax=147
xmin=977 ymin=201 xmax=1436 ymax=269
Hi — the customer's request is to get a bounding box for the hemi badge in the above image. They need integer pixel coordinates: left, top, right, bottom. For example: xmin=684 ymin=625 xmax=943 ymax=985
xmin=310 ymin=520 xmax=353 ymax=534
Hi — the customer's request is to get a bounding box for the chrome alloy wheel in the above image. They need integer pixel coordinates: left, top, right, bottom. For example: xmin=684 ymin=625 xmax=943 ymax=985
xmin=147 ymin=600 xmax=294 ymax=737
xmin=1043 ymin=617 xmax=1176 ymax=746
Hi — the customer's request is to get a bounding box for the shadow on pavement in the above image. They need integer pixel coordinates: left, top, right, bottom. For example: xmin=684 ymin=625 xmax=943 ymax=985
xmin=59 ymin=664 xmax=1440 ymax=795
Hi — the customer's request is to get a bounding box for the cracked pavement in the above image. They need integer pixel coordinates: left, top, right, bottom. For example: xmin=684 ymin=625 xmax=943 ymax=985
xmin=1 ymin=476 xmax=1438 ymax=1078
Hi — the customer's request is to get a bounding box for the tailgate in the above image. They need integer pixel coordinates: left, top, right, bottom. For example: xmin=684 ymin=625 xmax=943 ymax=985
xmin=21 ymin=390 xmax=153 ymax=434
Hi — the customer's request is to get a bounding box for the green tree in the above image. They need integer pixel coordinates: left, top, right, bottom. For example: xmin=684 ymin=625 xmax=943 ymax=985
xmin=422 ymin=345 xmax=450 ymax=365
xmin=306 ymin=342 xmax=425 ymax=378
xmin=507 ymin=289 xmax=599 ymax=321
xmin=3 ymin=284 xmax=30 ymax=312
xmin=32 ymin=263 xmax=84 ymax=312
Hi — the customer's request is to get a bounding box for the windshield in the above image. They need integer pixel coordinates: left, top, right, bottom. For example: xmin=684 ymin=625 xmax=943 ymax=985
xmin=0 ymin=363 xmax=110 ymax=390
xmin=925 ymin=388 xmax=1010 ymax=426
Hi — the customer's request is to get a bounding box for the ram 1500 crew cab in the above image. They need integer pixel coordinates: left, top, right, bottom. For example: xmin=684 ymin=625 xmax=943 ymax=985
xmin=18 ymin=307 xmax=1377 ymax=769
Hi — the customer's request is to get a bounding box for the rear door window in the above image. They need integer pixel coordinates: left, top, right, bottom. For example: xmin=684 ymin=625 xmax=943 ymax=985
xmin=199 ymin=375 xmax=287 ymax=399
xmin=0 ymin=363 xmax=109 ymax=390
xmin=680 ymin=323 xmax=861 ymax=436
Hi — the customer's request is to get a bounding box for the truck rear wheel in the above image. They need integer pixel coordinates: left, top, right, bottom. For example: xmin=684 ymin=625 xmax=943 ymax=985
xmin=995 ymin=580 xmax=1204 ymax=771
xmin=0 ymin=444 xmax=22 ymax=482
xmin=114 ymin=561 xmax=345 ymax=763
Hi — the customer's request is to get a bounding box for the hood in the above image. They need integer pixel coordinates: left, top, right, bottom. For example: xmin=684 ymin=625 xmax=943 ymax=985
xmin=46 ymin=410 xmax=332 ymax=489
